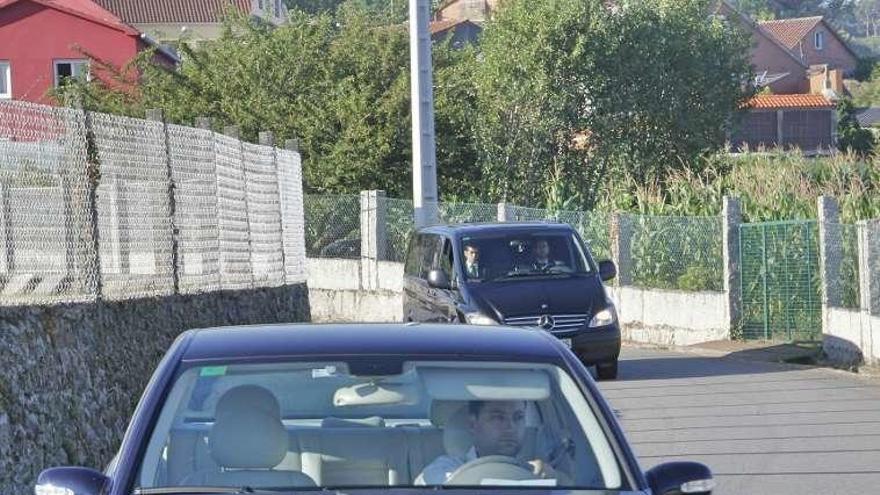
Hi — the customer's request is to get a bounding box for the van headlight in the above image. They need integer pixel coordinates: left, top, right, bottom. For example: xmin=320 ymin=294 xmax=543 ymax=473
xmin=465 ymin=312 xmax=498 ymax=325
xmin=588 ymin=307 xmax=616 ymax=328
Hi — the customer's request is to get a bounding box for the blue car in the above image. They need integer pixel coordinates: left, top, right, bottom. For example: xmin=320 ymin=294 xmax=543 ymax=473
xmin=36 ymin=324 xmax=713 ymax=495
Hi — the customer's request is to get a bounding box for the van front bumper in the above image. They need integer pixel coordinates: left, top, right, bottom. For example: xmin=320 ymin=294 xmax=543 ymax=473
xmin=555 ymin=324 xmax=621 ymax=365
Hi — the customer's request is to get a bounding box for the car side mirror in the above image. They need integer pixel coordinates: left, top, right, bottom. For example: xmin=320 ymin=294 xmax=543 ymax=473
xmin=427 ymin=269 xmax=452 ymax=290
xmin=598 ymin=260 xmax=617 ymax=281
xmin=646 ymin=461 xmax=715 ymax=495
xmin=35 ymin=466 xmax=109 ymax=495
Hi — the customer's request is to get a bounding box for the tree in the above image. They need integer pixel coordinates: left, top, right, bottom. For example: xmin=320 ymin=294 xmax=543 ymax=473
xmin=472 ymin=0 xmax=753 ymax=209
xmin=837 ymin=98 xmax=875 ymax=156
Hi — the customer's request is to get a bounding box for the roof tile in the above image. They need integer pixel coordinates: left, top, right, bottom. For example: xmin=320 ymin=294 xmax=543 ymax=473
xmin=93 ymin=0 xmax=251 ymax=24
xmin=744 ymin=94 xmax=835 ymax=109
xmin=758 ymin=16 xmax=823 ymax=50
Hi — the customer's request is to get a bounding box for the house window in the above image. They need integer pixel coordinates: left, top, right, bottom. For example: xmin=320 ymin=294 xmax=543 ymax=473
xmin=53 ymin=59 xmax=90 ymax=87
xmin=814 ymin=31 xmax=824 ymax=50
xmin=0 ymin=62 xmax=10 ymax=99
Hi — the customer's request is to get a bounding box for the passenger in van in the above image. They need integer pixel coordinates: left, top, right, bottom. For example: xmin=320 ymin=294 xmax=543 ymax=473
xmin=416 ymin=400 xmax=558 ymax=485
xmin=531 ymin=239 xmax=562 ymax=271
xmin=463 ymin=244 xmax=483 ymax=279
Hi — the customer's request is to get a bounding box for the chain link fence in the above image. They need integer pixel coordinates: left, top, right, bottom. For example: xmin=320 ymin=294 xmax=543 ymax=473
xmin=626 ymin=214 xmax=723 ymax=292
xmin=305 ymin=194 xmax=723 ymax=292
xmin=0 ymin=100 xmax=306 ymax=306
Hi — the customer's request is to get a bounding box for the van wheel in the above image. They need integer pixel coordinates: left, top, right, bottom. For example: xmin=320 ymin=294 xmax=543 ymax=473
xmin=596 ymin=360 xmax=618 ymax=380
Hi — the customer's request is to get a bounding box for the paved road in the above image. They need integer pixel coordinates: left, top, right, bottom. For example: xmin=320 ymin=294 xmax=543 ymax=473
xmin=597 ymin=347 xmax=880 ymax=495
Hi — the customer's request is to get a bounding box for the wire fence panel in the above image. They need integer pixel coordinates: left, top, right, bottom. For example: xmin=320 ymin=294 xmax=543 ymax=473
xmin=739 ymin=221 xmax=821 ymax=341
xmin=0 ymin=101 xmax=95 ymax=305
xmin=277 ymin=149 xmax=307 ymax=282
xmin=91 ymin=112 xmax=176 ymax=300
xmin=168 ymin=124 xmax=220 ymax=294
xmin=214 ymin=134 xmax=253 ymax=290
xmin=383 ymin=197 xmax=415 ymax=262
xmin=243 ymin=142 xmax=284 ymax=287
xmin=628 ymin=214 xmax=723 ymax=292
xmin=438 ymin=201 xmax=497 ymax=224
xmin=839 ymin=223 xmax=862 ymax=310
xmin=304 ymin=194 xmax=361 ymax=259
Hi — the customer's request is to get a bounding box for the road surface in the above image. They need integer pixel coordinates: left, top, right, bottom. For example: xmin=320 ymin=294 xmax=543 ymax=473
xmin=598 ymin=346 xmax=880 ymax=495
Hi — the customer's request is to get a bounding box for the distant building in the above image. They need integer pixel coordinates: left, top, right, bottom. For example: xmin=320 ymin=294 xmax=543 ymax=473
xmin=731 ymin=94 xmax=836 ymax=153
xmin=93 ymin=0 xmax=287 ymax=43
xmin=0 ymin=0 xmax=178 ymax=104
xmin=430 ymin=18 xmax=481 ymax=47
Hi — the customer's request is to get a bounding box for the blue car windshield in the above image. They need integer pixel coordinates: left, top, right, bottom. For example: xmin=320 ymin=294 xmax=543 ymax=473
xmin=459 ymin=232 xmax=593 ymax=282
xmin=134 ymin=359 xmax=624 ymax=492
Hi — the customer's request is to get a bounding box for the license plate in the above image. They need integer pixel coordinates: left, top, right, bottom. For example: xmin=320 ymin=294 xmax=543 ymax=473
xmin=560 ymin=338 xmax=572 ymax=348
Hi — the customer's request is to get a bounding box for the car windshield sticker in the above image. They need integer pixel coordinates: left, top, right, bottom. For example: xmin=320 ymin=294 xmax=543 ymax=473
xmin=199 ymin=366 xmax=227 ymax=377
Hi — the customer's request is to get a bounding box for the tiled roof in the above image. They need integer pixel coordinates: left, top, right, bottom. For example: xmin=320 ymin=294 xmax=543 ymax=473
xmin=758 ymin=16 xmax=823 ymax=50
xmin=744 ymin=94 xmax=835 ymax=109
xmin=0 ymin=0 xmax=137 ymax=34
xmin=93 ymin=0 xmax=251 ymax=24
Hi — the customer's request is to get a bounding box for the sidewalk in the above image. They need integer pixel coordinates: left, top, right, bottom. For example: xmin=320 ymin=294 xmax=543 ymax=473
xmin=623 ymin=339 xmax=880 ymax=379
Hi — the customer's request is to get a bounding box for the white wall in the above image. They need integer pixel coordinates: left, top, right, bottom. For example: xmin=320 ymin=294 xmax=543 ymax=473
xmin=823 ymin=307 xmax=880 ymax=366
xmin=307 ymin=258 xmax=401 ymax=322
xmin=307 ymin=257 xmax=730 ymax=344
xmin=608 ymin=286 xmax=729 ymax=346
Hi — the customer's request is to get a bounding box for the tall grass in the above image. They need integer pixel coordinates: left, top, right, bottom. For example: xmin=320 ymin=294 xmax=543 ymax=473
xmin=598 ymin=150 xmax=880 ymax=223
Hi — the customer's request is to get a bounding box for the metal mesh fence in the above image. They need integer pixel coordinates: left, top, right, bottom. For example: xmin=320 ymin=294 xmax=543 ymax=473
xmin=438 ymin=201 xmax=497 ymax=224
xmin=739 ymin=221 xmax=821 ymax=341
xmin=627 ymin=214 xmax=724 ymax=291
xmin=167 ymin=124 xmax=221 ymax=294
xmin=383 ymin=197 xmax=415 ymax=262
xmin=91 ymin=112 xmax=174 ymax=300
xmin=0 ymin=100 xmax=306 ymax=306
xmin=0 ymin=101 xmax=95 ymax=304
xmin=303 ymin=194 xmax=361 ymax=259
xmin=838 ymin=223 xmax=862 ymax=310
xmin=243 ymin=142 xmax=284 ymax=287
xmin=277 ymin=149 xmax=307 ymax=282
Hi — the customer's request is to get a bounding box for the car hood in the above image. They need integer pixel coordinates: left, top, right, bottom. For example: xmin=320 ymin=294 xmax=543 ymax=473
xmin=465 ymin=276 xmax=609 ymax=320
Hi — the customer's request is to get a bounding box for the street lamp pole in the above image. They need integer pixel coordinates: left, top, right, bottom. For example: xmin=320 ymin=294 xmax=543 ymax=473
xmin=409 ymin=0 xmax=439 ymax=227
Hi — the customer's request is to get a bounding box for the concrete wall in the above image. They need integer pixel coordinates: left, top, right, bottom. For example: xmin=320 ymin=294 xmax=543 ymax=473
xmin=609 ymin=286 xmax=729 ymax=346
xmin=307 ymin=258 xmax=402 ymax=322
xmin=823 ymin=307 xmax=879 ymax=365
xmin=0 ymin=283 xmax=309 ymax=495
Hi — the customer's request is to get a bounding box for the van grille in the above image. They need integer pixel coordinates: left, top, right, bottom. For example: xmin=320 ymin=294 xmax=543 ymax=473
xmin=503 ymin=314 xmax=588 ymax=333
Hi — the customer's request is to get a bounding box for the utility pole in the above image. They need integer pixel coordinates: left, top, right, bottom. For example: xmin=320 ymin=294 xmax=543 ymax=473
xmin=409 ymin=0 xmax=439 ymax=227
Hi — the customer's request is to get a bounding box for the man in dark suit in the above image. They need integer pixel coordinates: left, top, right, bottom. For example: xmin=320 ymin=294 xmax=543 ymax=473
xmin=463 ymin=243 xmax=483 ymax=279
xmin=531 ymin=239 xmax=560 ymax=271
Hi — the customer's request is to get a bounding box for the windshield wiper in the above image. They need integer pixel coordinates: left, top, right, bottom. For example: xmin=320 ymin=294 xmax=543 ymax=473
xmin=134 ymin=487 xmax=278 ymax=494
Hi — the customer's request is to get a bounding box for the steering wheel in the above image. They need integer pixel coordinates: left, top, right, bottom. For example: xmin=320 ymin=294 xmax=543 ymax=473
xmin=444 ymin=455 xmax=537 ymax=485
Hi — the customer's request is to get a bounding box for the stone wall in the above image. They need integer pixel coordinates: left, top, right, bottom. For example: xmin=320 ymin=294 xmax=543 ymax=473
xmin=0 ymin=284 xmax=309 ymax=495
xmin=307 ymin=258 xmax=402 ymax=322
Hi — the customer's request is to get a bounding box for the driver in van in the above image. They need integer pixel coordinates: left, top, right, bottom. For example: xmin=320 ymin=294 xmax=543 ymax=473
xmin=463 ymin=243 xmax=483 ymax=279
xmin=415 ymin=400 xmax=558 ymax=485
xmin=531 ymin=239 xmax=561 ymax=271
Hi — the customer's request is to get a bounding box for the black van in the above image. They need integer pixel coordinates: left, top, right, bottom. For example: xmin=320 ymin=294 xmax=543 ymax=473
xmin=402 ymin=222 xmax=621 ymax=379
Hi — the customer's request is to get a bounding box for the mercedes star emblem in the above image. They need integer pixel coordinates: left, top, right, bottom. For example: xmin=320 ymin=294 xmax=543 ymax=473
xmin=538 ymin=315 xmax=555 ymax=330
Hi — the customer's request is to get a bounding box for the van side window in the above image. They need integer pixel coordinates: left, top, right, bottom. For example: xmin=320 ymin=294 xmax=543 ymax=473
xmin=439 ymin=238 xmax=455 ymax=282
xmin=404 ymin=234 xmax=421 ymax=276
xmin=418 ymin=234 xmax=439 ymax=279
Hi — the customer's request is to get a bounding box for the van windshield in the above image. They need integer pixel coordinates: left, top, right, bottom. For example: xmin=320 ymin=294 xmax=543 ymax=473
xmin=459 ymin=232 xmax=592 ymax=282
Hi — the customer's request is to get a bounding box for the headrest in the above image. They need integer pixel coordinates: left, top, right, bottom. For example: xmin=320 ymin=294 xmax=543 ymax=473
xmin=209 ymin=385 xmax=288 ymax=469
xmin=321 ymin=416 xmax=386 ymax=428
xmin=431 ymin=401 xmax=474 ymax=458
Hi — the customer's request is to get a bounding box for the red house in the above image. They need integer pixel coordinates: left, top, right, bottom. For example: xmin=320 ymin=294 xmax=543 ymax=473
xmin=0 ymin=0 xmax=178 ymax=104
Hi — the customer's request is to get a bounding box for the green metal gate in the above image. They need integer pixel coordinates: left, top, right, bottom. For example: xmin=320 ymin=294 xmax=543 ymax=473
xmin=739 ymin=220 xmax=822 ymax=341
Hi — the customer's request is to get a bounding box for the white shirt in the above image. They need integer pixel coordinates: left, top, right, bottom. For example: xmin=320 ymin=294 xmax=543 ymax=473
xmin=415 ymin=446 xmax=478 ymax=485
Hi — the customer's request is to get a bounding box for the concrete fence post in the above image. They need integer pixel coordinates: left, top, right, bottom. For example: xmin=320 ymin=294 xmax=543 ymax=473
xmin=776 ymin=109 xmax=785 ymax=146
xmin=723 ymin=196 xmax=742 ymax=338
xmin=259 ymin=131 xmax=285 ymax=282
xmin=70 ymin=107 xmax=102 ymax=299
xmin=147 ymin=109 xmax=179 ymax=294
xmin=360 ymin=190 xmax=386 ymax=291
xmin=497 ymin=202 xmax=511 ymax=222
xmin=610 ymin=212 xmax=633 ymax=286
xmin=818 ymin=195 xmax=843 ymax=309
